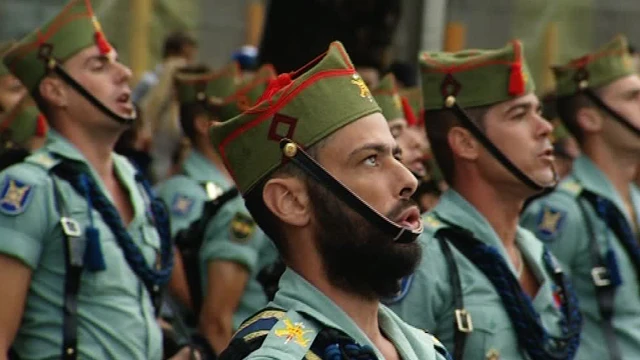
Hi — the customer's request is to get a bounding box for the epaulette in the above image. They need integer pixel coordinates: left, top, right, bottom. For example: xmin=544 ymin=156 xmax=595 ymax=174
xmin=556 ymin=179 xmax=583 ymax=198
xmin=422 ymin=213 xmax=448 ymax=233
xmin=221 ymin=308 xmax=323 ymax=360
xmin=431 ymin=334 xmax=452 ymax=360
xmin=24 ymin=151 xmax=60 ymax=171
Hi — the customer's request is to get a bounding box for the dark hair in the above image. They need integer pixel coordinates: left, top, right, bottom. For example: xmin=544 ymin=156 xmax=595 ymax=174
xmin=175 ymin=64 xmax=212 ymax=141
xmin=629 ymin=44 xmax=637 ymax=55
xmin=556 ymin=93 xmax=594 ymax=144
xmin=388 ymin=61 xmax=418 ymax=88
xmin=163 ymin=31 xmax=197 ymax=59
xmin=424 ymin=106 xmax=490 ymax=185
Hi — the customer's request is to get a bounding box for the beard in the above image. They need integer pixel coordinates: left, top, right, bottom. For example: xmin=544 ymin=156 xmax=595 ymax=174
xmin=307 ymin=179 xmax=422 ymax=300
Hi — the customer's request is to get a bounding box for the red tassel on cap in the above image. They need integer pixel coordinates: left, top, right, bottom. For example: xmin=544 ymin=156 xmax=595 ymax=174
xmin=92 ymin=16 xmax=112 ymax=55
xmin=508 ymin=62 xmax=525 ymax=96
xmin=35 ymin=114 xmax=48 ymax=137
xmin=400 ymin=96 xmax=418 ymax=127
xmin=257 ymin=73 xmax=292 ymax=104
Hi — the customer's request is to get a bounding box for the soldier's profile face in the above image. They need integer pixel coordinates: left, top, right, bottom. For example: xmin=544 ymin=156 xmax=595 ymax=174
xmin=598 ymin=74 xmax=640 ymax=151
xmin=62 ymin=45 xmax=135 ymax=123
xmin=314 ymin=112 xmax=421 ymax=230
xmin=0 ymin=74 xmax=26 ymax=115
xmin=479 ymin=93 xmax=556 ymax=188
xmin=389 ymin=117 xmax=427 ymax=177
xmin=303 ymin=112 xmax=423 ymax=299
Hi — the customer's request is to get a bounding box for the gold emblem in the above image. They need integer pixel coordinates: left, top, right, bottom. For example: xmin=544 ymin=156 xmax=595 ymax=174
xmin=561 ymin=180 xmax=582 ymax=195
xmin=0 ymin=180 xmax=31 ymax=211
xmin=351 ymin=74 xmax=373 ymax=101
xmin=230 ymin=212 xmax=256 ymax=242
xmin=423 ymin=215 xmax=443 ymax=229
xmin=539 ymin=207 xmax=562 ymax=234
xmin=274 ymin=319 xmax=313 ymax=347
xmin=172 ymin=196 xmax=193 ymax=215
xmin=486 ymin=348 xmax=500 ymax=360
xmin=393 ymin=94 xmax=402 ymax=110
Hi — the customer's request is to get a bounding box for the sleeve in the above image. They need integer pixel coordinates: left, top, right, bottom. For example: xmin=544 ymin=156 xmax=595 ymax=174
xmin=0 ymin=166 xmax=54 ymax=269
xmin=200 ymin=198 xmax=261 ymax=272
xmin=156 ymin=178 xmax=203 ymax=236
xmin=387 ymin=235 xmax=450 ymax=332
xmin=520 ymin=194 xmax=590 ymax=275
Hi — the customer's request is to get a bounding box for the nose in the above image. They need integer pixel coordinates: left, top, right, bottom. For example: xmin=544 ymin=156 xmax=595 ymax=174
xmin=536 ymin=113 xmax=553 ymax=138
xmin=113 ymin=61 xmax=132 ymax=84
xmin=393 ymin=157 xmax=418 ymax=199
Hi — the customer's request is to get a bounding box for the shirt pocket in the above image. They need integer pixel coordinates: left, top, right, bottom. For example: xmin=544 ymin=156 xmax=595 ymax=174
xmin=66 ymin=205 xmax=141 ymax=297
xmin=462 ymin=306 xmax=519 ymax=360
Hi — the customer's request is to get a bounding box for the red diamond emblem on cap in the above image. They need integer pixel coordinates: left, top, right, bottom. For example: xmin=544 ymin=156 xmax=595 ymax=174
xmin=268 ymin=113 xmax=298 ymax=142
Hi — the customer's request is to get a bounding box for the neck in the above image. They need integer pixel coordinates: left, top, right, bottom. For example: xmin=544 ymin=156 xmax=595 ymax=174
xmin=195 ymin=138 xmax=232 ymax=181
xmin=53 ymin=125 xmax=118 ymax=179
xmin=454 ymin=177 xmax=523 ymax=248
xmin=583 ymin=141 xmax=638 ymax=201
xmin=289 ymin=234 xmax=384 ymax=343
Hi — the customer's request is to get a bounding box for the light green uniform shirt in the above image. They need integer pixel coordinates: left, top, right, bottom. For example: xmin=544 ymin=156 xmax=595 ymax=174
xmin=157 ymin=151 xmax=278 ymax=329
xmin=0 ymin=130 xmax=162 ymax=359
xmin=242 ymin=268 xmax=449 ymax=359
xmin=521 ymin=155 xmax=640 ymax=359
xmin=389 ymin=189 xmax=566 ymax=360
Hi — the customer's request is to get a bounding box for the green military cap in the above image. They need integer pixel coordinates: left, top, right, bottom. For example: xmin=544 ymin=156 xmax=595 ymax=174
xmin=553 ymin=34 xmax=636 ymax=97
xmin=0 ymin=42 xmax=16 ymax=77
xmin=174 ymin=64 xmax=240 ymax=107
xmin=3 ymin=0 xmax=114 ymax=92
xmin=0 ymin=95 xmax=47 ymax=151
xmin=372 ymin=73 xmax=404 ymax=122
xmin=218 ymin=64 xmax=277 ymax=120
xmin=210 ymin=41 xmax=381 ymax=195
xmin=420 ymin=40 xmax=535 ymax=110
xmin=399 ymin=86 xmax=423 ymax=126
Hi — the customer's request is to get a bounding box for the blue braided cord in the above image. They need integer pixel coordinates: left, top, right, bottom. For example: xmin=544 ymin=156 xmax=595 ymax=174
xmin=593 ymin=195 xmax=640 ymax=276
xmin=53 ymin=161 xmax=173 ymax=296
xmin=79 ymin=174 xmax=95 ymax=228
xmin=445 ymin=228 xmax=581 ymax=360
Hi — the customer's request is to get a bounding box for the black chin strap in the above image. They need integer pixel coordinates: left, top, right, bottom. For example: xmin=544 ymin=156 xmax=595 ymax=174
xmin=442 ymin=95 xmax=558 ymax=191
xmin=581 ymin=88 xmax=640 ymax=137
xmin=45 ymin=57 xmax=136 ymax=125
xmin=279 ymin=138 xmax=422 ymax=244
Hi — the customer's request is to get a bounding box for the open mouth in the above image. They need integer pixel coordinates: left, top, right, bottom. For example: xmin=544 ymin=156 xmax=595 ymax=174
xmin=395 ymin=207 xmax=422 ymax=231
xmin=539 ymin=148 xmax=555 ymax=161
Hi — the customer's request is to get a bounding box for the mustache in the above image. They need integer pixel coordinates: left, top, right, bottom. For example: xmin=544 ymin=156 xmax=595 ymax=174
xmin=386 ymin=198 xmax=419 ymax=220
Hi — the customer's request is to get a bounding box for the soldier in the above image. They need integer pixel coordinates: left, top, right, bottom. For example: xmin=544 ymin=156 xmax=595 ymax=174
xmin=521 ymin=35 xmax=640 ymax=360
xmin=215 ymin=41 xmax=449 ymax=360
xmin=0 ymin=42 xmax=26 ymax=116
xmin=387 ymin=41 xmax=582 ymax=360
xmin=372 ymin=73 xmax=428 ymax=177
xmin=0 ymin=95 xmax=48 ymax=169
xmin=0 ymin=1 xmax=188 ymax=359
xmin=156 ymin=65 xmax=278 ymax=355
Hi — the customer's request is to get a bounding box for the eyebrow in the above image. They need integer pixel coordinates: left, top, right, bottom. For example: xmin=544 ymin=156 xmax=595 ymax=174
xmin=83 ymin=54 xmax=110 ymax=67
xmin=506 ymin=102 xmax=541 ymax=115
xmin=348 ymin=142 xmax=400 ymax=161
xmin=622 ymin=88 xmax=640 ymax=98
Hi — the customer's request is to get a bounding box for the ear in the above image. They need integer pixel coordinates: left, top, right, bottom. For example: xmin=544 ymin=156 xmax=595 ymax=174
xmin=262 ymin=177 xmax=311 ymax=228
xmin=576 ymin=106 xmax=603 ymax=135
xmin=38 ymin=76 xmax=68 ymax=109
xmin=448 ymin=126 xmax=479 ymax=160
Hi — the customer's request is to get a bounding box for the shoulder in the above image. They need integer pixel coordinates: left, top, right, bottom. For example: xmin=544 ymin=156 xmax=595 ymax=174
xmin=220 ymin=308 xmax=321 ymax=360
xmin=0 ymin=156 xmax=55 ymax=214
xmin=521 ymin=181 xmax=585 ymax=244
xmin=157 ymin=175 xmax=204 ymax=217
